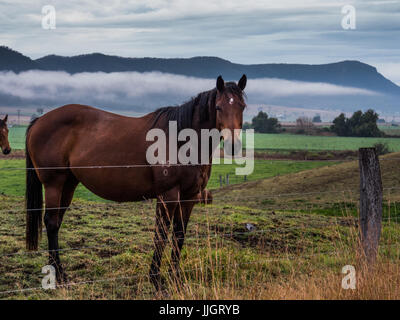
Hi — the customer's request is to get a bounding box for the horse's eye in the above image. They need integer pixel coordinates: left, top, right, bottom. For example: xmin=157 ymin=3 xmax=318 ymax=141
xmin=216 ymin=106 xmax=222 ymax=112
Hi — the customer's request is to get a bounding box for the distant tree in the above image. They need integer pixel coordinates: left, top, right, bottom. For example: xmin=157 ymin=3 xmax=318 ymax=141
xmin=331 ymin=113 xmax=349 ymax=136
xmin=312 ymin=115 xmax=322 ymax=123
xmin=251 ymin=111 xmax=281 ymax=133
xmin=296 ymin=116 xmax=314 ymax=134
xmin=331 ymin=109 xmax=383 ymax=137
xmin=242 ymin=122 xmax=252 ymax=130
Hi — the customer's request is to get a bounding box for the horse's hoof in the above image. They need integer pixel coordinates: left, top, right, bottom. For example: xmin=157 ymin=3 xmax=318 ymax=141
xmin=54 ymin=265 xmax=68 ymax=284
xmin=56 ymin=274 xmax=67 ymax=285
xmin=59 ymin=272 xmax=68 ymax=284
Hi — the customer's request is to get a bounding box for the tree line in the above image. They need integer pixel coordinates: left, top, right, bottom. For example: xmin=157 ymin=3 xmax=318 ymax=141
xmin=330 ymin=109 xmax=383 ymax=137
xmin=245 ymin=109 xmax=385 ymax=137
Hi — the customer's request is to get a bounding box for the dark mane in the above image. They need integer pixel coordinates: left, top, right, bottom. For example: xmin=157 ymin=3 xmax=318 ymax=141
xmin=151 ymin=89 xmax=215 ymax=131
xmin=151 ymin=82 xmax=244 ymax=131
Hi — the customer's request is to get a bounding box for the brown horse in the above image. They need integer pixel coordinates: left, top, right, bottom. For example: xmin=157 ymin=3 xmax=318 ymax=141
xmin=0 ymin=115 xmax=11 ymax=155
xmin=25 ymin=74 xmax=247 ymax=290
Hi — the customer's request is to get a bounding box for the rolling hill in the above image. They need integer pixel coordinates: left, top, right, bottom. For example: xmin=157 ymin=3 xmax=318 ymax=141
xmin=1 ymin=46 xmax=400 ymax=113
xmin=1 ymin=46 xmax=400 ymax=96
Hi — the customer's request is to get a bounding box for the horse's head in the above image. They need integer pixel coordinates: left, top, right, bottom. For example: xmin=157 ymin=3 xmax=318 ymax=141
xmin=215 ymin=74 xmax=247 ymax=156
xmin=0 ymin=115 xmax=11 ymax=155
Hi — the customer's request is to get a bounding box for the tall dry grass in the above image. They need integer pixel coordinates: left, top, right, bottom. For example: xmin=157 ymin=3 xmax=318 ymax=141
xmin=53 ymin=215 xmax=400 ymax=300
xmin=4 ymin=189 xmax=400 ymax=300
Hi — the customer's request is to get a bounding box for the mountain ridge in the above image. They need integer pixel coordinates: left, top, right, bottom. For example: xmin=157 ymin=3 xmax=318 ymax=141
xmin=1 ymin=46 xmax=399 ymax=96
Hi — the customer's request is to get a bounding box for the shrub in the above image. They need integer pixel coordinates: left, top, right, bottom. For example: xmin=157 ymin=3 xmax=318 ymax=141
xmin=330 ymin=109 xmax=384 ymax=137
xmin=373 ymin=142 xmax=391 ymax=155
xmin=251 ymin=111 xmax=281 ymax=133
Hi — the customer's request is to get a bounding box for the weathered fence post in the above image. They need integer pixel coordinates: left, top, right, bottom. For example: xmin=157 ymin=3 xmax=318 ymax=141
xmin=219 ymin=175 xmax=223 ymax=188
xmin=226 ymin=174 xmax=229 ymax=185
xmin=358 ymin=147 xmax=383 ymax=265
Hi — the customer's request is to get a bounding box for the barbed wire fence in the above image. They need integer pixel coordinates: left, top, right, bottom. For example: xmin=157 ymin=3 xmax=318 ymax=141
xmin=0 ymin=151 xmax=399 ymax=297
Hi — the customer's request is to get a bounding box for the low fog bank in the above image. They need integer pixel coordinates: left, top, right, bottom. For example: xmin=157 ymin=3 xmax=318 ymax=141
xmin=0 ymin=70 xmax=390 ymax=118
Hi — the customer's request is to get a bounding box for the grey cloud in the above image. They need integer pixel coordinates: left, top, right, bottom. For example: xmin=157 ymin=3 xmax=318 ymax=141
xmin=1 ymin=0 xmax=400 ymax=86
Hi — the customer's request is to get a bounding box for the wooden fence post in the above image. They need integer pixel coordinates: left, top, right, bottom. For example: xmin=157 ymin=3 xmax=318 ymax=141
xmin=226 ymin=174 xmax=229 ymax=185
xmin=358 ymin=147 xmax=383 ymax=265
xmin=219 ymin=175 xmax=223 ymax=188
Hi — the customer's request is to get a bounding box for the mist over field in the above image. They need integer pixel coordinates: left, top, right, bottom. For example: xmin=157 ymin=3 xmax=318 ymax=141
xmin=0 ymin=70 xmax=379 ymax=115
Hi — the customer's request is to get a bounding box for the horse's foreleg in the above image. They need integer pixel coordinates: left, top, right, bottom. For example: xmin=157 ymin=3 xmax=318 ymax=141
xmin=171 ymin=200 xmax=195 ymax=283
xmin=43 ymin=185 xmax=65 ymax=283
xmin=150 ymin=198 xmax=177 ymax=291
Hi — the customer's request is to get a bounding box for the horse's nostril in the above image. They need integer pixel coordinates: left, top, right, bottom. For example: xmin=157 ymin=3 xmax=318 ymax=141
xmin=3 ymin=148 xmax=11 ymax=155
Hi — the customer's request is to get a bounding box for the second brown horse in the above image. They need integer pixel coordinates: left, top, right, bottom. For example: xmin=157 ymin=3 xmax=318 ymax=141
xmin=0 ymin=115 xmax=11 ymax=155
xmin=25 ymin=75 xmax=247 ymax=290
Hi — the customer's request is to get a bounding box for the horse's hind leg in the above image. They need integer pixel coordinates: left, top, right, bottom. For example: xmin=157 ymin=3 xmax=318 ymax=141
xmin=43 ymin=183 xmax=65 ymax=282
xmin=149 ymin=190 xmax=179 ymax=291
xmin=58 ymin=175 xmax=78 ymax=228
xmin=170 ymin=199 xmax=195 ymax=284
xmin=43 ymin=175 xmax=77 ymax=283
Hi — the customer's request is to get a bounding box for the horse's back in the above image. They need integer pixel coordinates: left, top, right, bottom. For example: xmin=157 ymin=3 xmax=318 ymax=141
xmin=28 ymin=104 xmax=110 ymax=162
xmin=26 ymin=104 xmax=162 ymax=201
xmin=30 ymin=104 xmax=126 ymax=130
xmin=28 ymin=104 xmax=153 ymax=152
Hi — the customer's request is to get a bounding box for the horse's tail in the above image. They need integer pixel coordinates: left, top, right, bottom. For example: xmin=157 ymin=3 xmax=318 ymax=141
xmin=25 ymin=118 xmax=43 ymax=250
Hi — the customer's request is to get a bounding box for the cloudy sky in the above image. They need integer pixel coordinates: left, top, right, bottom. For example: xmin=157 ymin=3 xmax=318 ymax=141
xmin=1 ymin=0 xmax=400 ymax=84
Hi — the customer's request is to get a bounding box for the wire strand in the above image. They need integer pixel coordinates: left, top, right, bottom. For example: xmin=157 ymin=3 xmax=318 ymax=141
xmin=0 ymin=155 xmax=398 ymax=171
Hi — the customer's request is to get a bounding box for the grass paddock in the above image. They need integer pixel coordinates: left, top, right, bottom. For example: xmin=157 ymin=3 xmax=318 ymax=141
xmin=0 ymin=154 xmax=400 ymax=299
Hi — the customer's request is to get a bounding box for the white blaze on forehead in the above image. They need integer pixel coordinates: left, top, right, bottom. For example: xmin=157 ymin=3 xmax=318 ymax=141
xmin=229 ymin=98 xmax=234 ymax=105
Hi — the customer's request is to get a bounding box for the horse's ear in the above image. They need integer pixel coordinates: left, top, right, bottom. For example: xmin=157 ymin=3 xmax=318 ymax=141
xmin=238 ymin=74 xmax=247 ymax=91
xmin=216 ymin=75 xmax=225 ymax=92
xmin=3 ymin=115 xmax=8 ymax=123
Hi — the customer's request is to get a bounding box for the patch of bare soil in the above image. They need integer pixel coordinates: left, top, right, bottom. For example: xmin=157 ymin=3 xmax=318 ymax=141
xmin=0 ymin=149 xmax=25 ymax=159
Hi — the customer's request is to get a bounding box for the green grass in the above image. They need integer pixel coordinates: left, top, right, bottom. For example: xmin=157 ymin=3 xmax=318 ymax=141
xmin=1 ymin=154 xmax=400 ymax=299
xmin=0 ymin=159 xmax=105 ymax=201
xmin=245 ymin=133 xmax=400 ymax=152
xmin=0 ymin=159 xmax=337 ymax=201
xmin=8 ymin=126 xmax=27 ymax=150
xmin=379 ymin=125 xmax=400 ymax=136
xmin=0 ymin=193 xmax=363 ymax=299
xmin=208 ymin=159 xmax=337 ymax=189
xmin=2 ymin=124 xmax=400 ymax=299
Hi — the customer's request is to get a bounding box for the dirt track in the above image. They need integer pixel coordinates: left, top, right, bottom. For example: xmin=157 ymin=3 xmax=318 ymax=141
xmin=0 ymin=149 xmax=25 ymax=159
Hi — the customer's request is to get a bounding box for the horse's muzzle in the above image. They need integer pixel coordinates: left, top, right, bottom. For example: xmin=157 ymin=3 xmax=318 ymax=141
xmin=2 ymin=147 xmax=11 ymax=155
